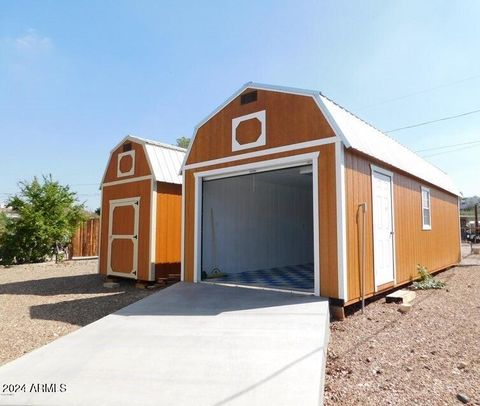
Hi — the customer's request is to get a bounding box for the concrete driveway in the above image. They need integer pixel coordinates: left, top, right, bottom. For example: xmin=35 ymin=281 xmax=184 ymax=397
xmin=0 ymin=282 xmax=329 ymax=406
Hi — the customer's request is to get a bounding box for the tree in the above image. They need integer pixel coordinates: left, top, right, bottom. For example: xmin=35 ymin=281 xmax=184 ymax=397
xmin=0 ymin=212 xmax=8 ymax=235
xmin=176 ymin=136 xmax=190 ymax=149
xmin=0 ymin=175 xmax=87 ymax=265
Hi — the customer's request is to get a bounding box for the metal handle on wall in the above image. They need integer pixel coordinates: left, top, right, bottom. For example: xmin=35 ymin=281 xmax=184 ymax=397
xmin=357 ymin=203 xmax=367 ymax=315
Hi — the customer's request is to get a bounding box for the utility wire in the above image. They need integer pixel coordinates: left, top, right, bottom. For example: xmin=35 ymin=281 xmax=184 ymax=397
xmin=356 ymin=73 xmax=480 ymax=110
xmin=385 ymin=108 xmax=480 ymax=133
xmin=415 ymin=139 xmax=480 ymax=153
xmin=422 ymin=144 xmax=480 ymax=158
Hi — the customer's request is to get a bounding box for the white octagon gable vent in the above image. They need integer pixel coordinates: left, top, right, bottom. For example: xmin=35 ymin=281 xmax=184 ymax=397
xmin=231 ymin=110 xmax=266 ymax=152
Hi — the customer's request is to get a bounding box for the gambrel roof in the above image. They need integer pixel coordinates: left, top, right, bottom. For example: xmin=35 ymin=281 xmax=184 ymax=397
xmin=182 ymin=82 xmax=460 ymax=196
xmin=102 ymin=135 xmax=185 ymax=186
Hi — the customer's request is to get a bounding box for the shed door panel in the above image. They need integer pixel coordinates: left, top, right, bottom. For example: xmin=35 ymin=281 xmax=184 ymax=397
xmin=108 ymin=198 xmax=139 ymax=278
xmin=372 ymin=171 xmax=394 ymax=287
xmin=111 ymin=205 xmax=135 ymax=235
xmin=110 ymin=239 xmax=134 ymax=274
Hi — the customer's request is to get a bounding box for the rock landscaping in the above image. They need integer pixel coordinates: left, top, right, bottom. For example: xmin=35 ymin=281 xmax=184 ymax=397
xmin=0 ymin=260 xmax=155 ymax=365
xmin=325 ymin=265 xmax=480 ymax=405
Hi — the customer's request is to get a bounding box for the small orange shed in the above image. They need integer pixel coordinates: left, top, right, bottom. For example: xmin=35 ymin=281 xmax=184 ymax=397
xmin=99 ymin=135 xmax=185 ymax=282
xmin=180 ymin=83 xmax=461 ymax=309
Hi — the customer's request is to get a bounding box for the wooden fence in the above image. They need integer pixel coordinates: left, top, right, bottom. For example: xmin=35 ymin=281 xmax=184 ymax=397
xmin=70 ymin=218 xmax=100 ymax=258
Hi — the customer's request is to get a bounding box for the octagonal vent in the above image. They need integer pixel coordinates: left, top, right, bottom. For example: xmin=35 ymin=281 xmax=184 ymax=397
xmin=231 ymin=110 xmax=266 ymax=152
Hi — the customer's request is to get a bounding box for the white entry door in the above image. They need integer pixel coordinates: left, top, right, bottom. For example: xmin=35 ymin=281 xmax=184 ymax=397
xmin=371 ymin=168 xmax=395 ymax=288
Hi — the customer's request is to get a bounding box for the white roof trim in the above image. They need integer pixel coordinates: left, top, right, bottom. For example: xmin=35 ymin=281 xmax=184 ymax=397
xmin=182 ymin=83 xmax=460 ymax=196
xmin=100 ymin=135 xmax=186 ymax=188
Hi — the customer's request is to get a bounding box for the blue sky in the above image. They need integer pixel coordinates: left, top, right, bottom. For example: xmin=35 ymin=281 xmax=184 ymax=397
xmin=1 ymin=0 xmax=479 ymax=209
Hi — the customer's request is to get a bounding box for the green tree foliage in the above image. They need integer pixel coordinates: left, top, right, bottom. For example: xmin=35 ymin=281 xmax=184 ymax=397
xmin=0 ymin=175 xmax=87 ymax=265
xmin=176 ymin=136 xmax=190 ymax=149
xmin=0 ymin=212 xmax=8 ymax=235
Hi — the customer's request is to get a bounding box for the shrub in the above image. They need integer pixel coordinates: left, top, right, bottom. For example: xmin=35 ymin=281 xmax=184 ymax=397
xmin=411 ymin=264 xmax=446 ymax=290
xmin=0 ymin=175 xmax=87 ymax=265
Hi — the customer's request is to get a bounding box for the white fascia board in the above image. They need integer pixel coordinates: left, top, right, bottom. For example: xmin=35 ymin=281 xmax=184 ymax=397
xmin=180 ymin=82 xmax=255 ymax=172
xmin=314 ymin=94 xmax=351 ymax=148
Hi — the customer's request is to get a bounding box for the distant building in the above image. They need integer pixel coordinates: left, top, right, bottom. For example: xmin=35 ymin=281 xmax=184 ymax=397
xmin=0 ymin=206 xmax=20 ymax=220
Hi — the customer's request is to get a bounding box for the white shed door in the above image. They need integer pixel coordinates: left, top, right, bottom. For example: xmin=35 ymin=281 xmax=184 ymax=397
xmin=372 ymin=170 xmax=394 ymax=288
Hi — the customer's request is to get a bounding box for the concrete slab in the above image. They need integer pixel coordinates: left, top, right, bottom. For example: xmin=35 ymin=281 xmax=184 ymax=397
xmin=0 ymin=282 xmax=329 ymax=406
xmin=459 ymin=255 xmax=480 ymax=266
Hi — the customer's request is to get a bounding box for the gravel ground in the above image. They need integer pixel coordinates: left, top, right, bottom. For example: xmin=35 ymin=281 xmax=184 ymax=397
xmin=0 ymin=260 xmax=155 ymax=366
xmin=325 ymin=265 xmax=480 ymax=405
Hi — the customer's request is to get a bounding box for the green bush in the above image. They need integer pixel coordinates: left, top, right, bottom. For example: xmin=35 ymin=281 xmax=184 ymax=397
xmin=0 ymin=212 xmax=7 ymax=235
xmin=411 ymin=264 xmax=446 ymax=290
xmin=0 ymin=175 xmax=87 ymax=265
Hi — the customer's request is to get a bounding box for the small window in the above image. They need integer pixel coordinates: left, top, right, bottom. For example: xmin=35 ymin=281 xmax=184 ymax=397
xmin=123 ymin=143 xmax=132 ymax=152
xmin=421 ymin=186 xmax=431 ymax=230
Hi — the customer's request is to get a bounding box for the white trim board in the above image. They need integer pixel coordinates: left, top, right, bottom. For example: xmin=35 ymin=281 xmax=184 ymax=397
xmin=231 ymin=110 xmax=266 ymax=152
xmin=184 ymin=137 xmax=337 ymax=171
xmin=193 ymin=151 xmax=321 ymax=296
xmin=117 ymin=150 xmax=135 ymax=178
xmin=149 ymin=179 xmax=157 ymax=281
xmin=335 ymin=141 xmax=348 ymax=300
xmin=421 ymin=186 xmax=432 ymax=231
xmin=102 ymin=175 xmax=153 ymax=188
xmin=180 ymin=170 xmax=186 ymax=282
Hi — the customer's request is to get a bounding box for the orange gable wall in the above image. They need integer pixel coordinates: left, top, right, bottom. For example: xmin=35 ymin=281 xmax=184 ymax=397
xmin=186 ymin=88 xmax=335 ymax=165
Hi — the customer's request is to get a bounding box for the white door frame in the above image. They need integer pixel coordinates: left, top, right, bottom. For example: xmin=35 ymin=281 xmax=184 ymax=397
xmin=107 ymin=197 xmax=140 ymax=279
xmin=193 ymin=152 xmax=320 ymax=296
xmin=370 ymin=165 xmax=396 ymax=291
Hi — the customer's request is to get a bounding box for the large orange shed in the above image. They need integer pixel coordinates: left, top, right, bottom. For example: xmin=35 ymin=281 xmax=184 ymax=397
xmin=99 ymin=135 xmax=185 ymax=282
xmin=180 ymin=83 xmax=461 ymax=310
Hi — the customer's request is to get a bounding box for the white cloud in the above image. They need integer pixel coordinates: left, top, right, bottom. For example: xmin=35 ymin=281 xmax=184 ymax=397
xmin=14 ymin=29 xmax=52 ymax=50
xmin=2 ymin=29 xmax=53 ymax=56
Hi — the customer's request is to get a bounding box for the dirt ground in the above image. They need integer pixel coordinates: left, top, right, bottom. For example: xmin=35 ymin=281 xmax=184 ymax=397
xmin=0 ymin=260 xmax=155 ymax=365
xmin=324 ymin=265 xmax=480 ymax=405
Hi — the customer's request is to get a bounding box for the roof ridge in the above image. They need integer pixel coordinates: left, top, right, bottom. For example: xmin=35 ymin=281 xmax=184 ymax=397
xmin=128 ymin=135 xmax=187 ymax=152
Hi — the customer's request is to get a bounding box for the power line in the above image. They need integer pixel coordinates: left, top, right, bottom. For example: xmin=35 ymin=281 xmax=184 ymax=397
xmin=356 ymin=73 xmax=480 ymax=110
xmin=422 ymin=143 xmax=480 ymax=158
xmin=385 ymin=107 xmax=480 ymax=133
xmin=415 ymin=139 xmax=480 ymax=153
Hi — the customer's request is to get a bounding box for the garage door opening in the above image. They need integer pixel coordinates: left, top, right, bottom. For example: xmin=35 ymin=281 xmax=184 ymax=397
xmin=200 ymin=164 xmax=314 ymax=293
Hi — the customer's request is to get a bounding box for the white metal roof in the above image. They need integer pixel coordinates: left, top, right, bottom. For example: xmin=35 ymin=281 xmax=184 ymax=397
xmin=183 ymin=82 xmax=460 ymax=196
xmin=318 ymin=94 xmax=461 ymax=196
xmin=102 ymin=135 xmax=185 ymax=186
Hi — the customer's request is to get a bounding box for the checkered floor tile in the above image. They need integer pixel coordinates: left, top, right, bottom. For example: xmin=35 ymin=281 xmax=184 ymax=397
xmin=205 ymin=263 xmax=314 ymax=292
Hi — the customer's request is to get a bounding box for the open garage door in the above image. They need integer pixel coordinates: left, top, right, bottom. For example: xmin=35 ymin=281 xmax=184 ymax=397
xmin=201 ymin=165 xmax=314 ymax=293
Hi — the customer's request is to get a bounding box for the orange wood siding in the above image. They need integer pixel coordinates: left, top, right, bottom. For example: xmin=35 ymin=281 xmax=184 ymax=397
xmin=155 ymin=182 xmax=182 ymax=278
xmin=99 ymin=179 xmax=152 ymax=280
xmin=183 ymin=144 xmax=339 ymax=298
xmin=103 ymin=141 xmax=151 ymax=183
xmin=186 ymin=88 xmax=335 ymax=165
xmin=344 ymin=149 xmax=460 ymax=304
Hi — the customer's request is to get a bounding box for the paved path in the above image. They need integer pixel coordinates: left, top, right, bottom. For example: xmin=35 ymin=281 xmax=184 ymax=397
xmin=0 ymin=282 xmax=329 ymax=406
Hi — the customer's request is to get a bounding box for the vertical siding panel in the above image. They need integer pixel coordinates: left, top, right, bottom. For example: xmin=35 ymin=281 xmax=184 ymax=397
xmin=155 ymin=182 xmax=182 ymax=278
xmin=345 ymin=150 xmax=459 ymax=304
